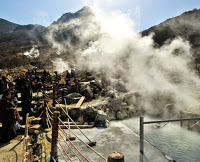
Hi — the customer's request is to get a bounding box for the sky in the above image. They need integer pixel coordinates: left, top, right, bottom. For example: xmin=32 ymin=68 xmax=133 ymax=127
xmin=0 ymin=0 xmax=200 ymax=31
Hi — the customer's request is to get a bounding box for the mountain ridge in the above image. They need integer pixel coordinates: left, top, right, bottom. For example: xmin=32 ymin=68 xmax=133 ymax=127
xmin=1 ymin=7 xmax=200 ymax=68
xmin=0 ymin=18 xmax=19 ymax=34
xmin=54 ymin=6 xmax=94 ymax=24
xmin=142 ymin=9 xmax=200 ymax=48
xmin=0 ymin=6 xmax=96 ymax=68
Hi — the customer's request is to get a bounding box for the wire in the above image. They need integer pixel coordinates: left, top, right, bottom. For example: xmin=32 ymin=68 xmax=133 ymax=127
xmin=46 ymin=105 xmax=70 ymax=137
xmin=45 ymin=109 xmax=51 ymax=129
xmin=58 ymin=116 xmax=106 ymax=161
xmin=56 ymin=99 xmax=92 ymax=142
xmin=43 ymin=91 xmax=106 ymax=161
xmin=46 ymin=102 xmax=77 ymax=162
xmin=58 ymin=118 xmax=106 ymax=161
xmin=57 ymin=144 xmax=69 ymax=162
xmin=59 ymin=126 xmax=90 ymax=162
xmin=58 ymin=131 xmax=83 ymax=162
xmin=57 ymin=139 xmax=73 ymax=162
xmin=39 ymin=111 xmax=43 ymax=118
xmin=46 ymin=106 xmax=53 ymax=121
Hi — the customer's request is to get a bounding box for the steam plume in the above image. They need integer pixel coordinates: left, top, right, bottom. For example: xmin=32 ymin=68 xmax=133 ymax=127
xmin=46 ymin=4 xmax=200 ymax=115
xmin=24 ymin=45 xmax=40 ymax=58
xmin=51 ymin=58 xmax=70 ymax=74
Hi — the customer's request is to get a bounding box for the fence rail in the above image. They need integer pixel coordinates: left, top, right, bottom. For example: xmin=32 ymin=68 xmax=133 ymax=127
xmin=143 ymin=117 xmax=200 ymax=124
xmin=44 ymin=91 xmax=107 ymax=162
xmin=140 ymin=116 xmax=200 ymax=162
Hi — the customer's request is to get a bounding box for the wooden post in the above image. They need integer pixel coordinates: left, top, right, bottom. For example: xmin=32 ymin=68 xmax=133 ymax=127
xmin=107 ymin=152 xmax=124 ymax=162
xmin=23 ymin=113 xmax=29 ymax=161
xmin=140 ymin=116 xmax=144 ymax=162
xmin=53 ymin=84 xmax=56 ymax=107
xmin=25 ymin=113 xmax=29 ymax=139
xmin=42 ymin=99 xmax=48 ymax=128
xmin=50 ymin=111 xmax=60 ymax=162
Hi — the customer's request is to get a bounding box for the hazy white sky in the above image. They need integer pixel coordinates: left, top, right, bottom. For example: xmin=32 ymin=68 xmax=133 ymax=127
xmin=0 ymin=0 xmax=200 ymax=31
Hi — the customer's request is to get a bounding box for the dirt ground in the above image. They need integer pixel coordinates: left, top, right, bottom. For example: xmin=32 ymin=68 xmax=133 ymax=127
xmin=0 ymin=135 xmax=24 ymax=162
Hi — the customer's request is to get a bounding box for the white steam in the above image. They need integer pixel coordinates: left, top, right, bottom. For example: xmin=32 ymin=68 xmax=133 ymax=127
xmin=51 ymin=58 xmax=70 ymax=74
xmin=46 ymin=5 xmax=200 ymax=115
xmin=24 ymin=45 xmax=40 ymax=58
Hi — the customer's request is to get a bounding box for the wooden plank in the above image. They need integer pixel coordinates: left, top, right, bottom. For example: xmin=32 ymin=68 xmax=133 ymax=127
xmin=56 ymin=104 xmax=76 ymax=108
xmin=75 ymin=96 xmax=85 ymax=108
xmin=61 ymin=121 xmax=82 ymax=125
xmin=66 ymin=104 xmax=76 ymax=108
xmin=60 ymin=125 xmax=93 ymax=129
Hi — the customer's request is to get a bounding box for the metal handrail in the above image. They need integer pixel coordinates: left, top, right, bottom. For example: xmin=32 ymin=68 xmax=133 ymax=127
xmin=140 ymin=116 xmax=200 ymax=162
xmin=143 ymin=117 xmax=200 ymax=124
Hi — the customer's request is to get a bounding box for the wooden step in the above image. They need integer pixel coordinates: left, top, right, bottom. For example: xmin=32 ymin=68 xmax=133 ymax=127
xmin=59 ymin=125 xmax=93 ymax=129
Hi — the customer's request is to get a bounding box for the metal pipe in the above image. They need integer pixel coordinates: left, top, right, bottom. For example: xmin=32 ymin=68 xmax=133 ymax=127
xmin=162 ymin=112 xmax=180 ymax=127
xmin=180 ymin=110 xmax=183 ymax=127
xmin=143 ymin=117 xmax=200 ymax=124
xmin=139 ymin=116 xmax=200 ymax=162
xmin=140 ymin=116 xmax=144 ymax=162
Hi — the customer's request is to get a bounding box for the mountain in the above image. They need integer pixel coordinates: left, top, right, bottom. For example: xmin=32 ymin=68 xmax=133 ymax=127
xmin=44 ymin=6 xmax=99 ymax=55
xmin=142 ymin=8 xmax=200 ymax=64
xmin=0 ymin=23 xmax=45 ymax=55
xmin=53 ymin=6 xmax=94 ymax=24
xmin=1 ymin=7 xmax=200 ymax=69
xmin=0 ymin=22 xmax=46 ymax=68
xmin=0 ymin=19 xmax=19 ymax=34
xmin=14 ymin=24 xmax=44 ymax=32
xmin=0 ymin=6 xmax=97 ymax=68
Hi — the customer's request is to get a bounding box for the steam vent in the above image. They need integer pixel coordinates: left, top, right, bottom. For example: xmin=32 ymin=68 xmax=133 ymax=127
xmin=1 ymin=3 xmax=200 ymax=162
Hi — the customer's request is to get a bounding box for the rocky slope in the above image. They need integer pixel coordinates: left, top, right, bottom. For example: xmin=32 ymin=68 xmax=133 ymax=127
xmin=1 ymin=7 xmax=200 ymax=68
xmin=0 ymin=19 xmax=19 ymax=34
xmin=0 ymin=6 xmax=97 ymax=68
xmin=142 ymin=8 xmax=200 ymax=65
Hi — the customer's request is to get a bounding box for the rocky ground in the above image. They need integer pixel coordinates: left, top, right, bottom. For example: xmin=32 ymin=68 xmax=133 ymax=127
xmin=0 ymin=135 xmax=24 ymax=162
xmin=0 ymin=67 xmax=200 ymax=161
